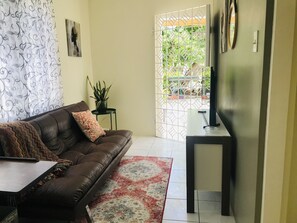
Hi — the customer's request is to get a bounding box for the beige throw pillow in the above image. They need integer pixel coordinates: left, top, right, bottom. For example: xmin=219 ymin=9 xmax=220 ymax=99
xmin=72 ymin=110 xmax=106 ymax=142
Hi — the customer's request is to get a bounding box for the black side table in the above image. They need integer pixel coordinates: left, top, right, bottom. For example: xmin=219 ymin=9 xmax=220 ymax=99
xmin=92 ymin=108 xmax=117 ymax=130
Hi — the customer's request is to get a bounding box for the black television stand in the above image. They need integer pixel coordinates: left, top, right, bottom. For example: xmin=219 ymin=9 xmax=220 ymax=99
xmin=186 ymin=109 xmax=232 ymax=216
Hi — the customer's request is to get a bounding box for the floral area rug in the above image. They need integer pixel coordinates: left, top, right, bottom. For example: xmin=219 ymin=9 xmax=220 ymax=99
xmin=88 ymin=156 xmax=173 ymax=223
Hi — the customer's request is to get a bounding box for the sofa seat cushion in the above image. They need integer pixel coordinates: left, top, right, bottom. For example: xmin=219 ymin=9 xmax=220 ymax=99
xmin=59 ymin=140 xmax=125 ymax=162
xmin=27 ymin=145 xmax=116 ymax=207
xmin=105 ymin=130 xmax=133 ymax=139
xmin=93 ymin=142 xmax=123 ymax=157
xmin=64 ymin=162 xmax=105 ymax=182
xmin=60 ymin=148 xmax=112 ymax=166
xmin=26 ymin=141 xmax=123 ymax=208
xmin=95 ymin=130 xmax=132 ymax=147
xmin=27 ymin=175 xmax=95 ymax=207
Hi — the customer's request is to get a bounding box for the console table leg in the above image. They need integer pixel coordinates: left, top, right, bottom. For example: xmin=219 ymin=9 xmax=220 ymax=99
xmin=221 ymin=140 xmax=231 ymax=216
xmin=186 ymin=138 xmax=195 ymax=213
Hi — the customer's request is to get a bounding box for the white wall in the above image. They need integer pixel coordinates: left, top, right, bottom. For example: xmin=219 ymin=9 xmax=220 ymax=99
xmin=53 ymin=0 xmax=94 ymax=107
xmin=89 ymin=0 xmax=212 ymax=135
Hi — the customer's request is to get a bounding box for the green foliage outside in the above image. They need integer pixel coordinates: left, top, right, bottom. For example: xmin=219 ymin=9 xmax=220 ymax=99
xmin=162 ymin=25 xmax=210 ymax=96
xmin=162 ymin=26 xmax=206 ymax=72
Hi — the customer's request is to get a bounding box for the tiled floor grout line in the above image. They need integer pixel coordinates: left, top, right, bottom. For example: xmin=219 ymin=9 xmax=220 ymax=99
xmin=132 ymin=136 xmax=236 ymax=223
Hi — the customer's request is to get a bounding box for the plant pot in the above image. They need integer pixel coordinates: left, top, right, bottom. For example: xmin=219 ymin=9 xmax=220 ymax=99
xmin=96 ymin=100 xmax=108 ymax=112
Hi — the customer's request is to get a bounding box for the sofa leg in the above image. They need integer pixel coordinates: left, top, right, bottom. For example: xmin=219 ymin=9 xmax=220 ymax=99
xmin=85 ymin=205 xmax=94 ymax=223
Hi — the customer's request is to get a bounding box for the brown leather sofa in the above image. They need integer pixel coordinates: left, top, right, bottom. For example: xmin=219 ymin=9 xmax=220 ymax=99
xmin=10 ymin=101 xmax=132 ymax=222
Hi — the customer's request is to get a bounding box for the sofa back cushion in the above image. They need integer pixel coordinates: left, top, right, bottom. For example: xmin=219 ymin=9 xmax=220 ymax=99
xmin=26 ymin=101 xmax=90 ymax=155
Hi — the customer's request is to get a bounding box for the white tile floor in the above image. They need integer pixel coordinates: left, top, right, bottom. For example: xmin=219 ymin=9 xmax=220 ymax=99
xmin=127 ymin=136 xmax=236 ymax=223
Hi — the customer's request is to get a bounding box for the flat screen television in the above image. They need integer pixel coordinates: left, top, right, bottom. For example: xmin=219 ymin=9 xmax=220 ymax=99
xmin=208 ymin=67 xmax=219 ymax=127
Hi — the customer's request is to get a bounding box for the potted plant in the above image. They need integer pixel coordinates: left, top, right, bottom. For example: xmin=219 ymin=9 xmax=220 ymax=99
xmin=87 ymin=76 xmax=112 ymax=112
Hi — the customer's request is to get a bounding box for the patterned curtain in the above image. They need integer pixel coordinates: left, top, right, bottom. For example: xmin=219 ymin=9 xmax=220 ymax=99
xmin=0 ymin=0 xmax=63 ymax=122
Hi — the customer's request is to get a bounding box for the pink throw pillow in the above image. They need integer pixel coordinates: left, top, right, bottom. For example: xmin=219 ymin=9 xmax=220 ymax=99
xmin=72 ymin=110 xmax=106 ymax=142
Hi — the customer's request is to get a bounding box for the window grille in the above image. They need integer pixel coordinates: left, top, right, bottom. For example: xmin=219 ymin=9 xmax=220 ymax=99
xmin=155 ymin=5 xmax=210 ymax=141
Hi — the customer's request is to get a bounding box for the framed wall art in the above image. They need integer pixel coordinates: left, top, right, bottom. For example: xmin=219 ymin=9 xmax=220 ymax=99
xmin=228 ymin=1 xmax=238 ymax=49
xmin=220 ymin=0 xmax=229 ymax=53
xmin=65 ymin=19 xmax=82 ymax=57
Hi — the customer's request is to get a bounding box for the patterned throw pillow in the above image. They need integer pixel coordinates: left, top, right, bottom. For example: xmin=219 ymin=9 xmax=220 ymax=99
xmin=72 ymin=110 xmax=106 ymax=142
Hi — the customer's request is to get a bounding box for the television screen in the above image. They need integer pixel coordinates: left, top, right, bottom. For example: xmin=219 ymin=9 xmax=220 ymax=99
xmin=209 ymin=67 xmax=219 ymax=127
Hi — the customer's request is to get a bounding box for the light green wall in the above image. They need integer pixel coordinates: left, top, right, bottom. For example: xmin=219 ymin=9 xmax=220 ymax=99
xmin=285 ymin=66 xmax=297 ymax=222
xmin=214 ymin=0 xmax=297 ymax=222
xmin=88 ymin=0 xmax=212 ymax=135
xmin=286 ymin=96 xmax=297 ymax=222
xmin=283 ymin=1 xmax=297 ymax=221
xmin=53 ymin=0 xmax=94 ymax=107
xmin=213 ymin=0 xmax=271 ymax=222
xmin=286 ymin=37 xmax=297 ymax=221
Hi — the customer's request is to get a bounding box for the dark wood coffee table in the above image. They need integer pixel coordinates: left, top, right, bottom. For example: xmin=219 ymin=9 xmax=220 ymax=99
xmin=0 ymin=158 xmax=57 ymax=204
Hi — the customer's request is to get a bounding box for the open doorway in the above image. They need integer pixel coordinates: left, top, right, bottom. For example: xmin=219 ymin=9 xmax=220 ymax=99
xmin=155 ymin=5 xmax=211 ymax=141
